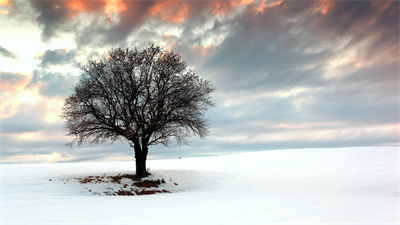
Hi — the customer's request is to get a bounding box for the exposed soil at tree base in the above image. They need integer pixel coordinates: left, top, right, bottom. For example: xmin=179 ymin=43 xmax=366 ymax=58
xmin=50 ymin=173 xmax=177 ymax=196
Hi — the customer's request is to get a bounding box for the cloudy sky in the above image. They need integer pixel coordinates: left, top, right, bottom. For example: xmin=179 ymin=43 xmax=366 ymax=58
xmin=1 ymin=0 xmax=398 ymax=163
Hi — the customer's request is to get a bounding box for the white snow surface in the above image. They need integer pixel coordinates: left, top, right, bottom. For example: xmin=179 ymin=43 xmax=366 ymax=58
xmin=1 ymin=147 xmax=398 ymax=224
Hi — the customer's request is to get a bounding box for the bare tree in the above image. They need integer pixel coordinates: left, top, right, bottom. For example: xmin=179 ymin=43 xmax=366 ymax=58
xmin=61 ymin=45 xmax=215 ymax=178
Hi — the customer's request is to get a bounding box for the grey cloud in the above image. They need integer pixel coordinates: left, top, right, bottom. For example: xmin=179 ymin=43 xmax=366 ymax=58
xmin=74 ymin=1 xmax=224 ymax=48
xmin=201 ymin=8 xmax=332 ymax=92
xmin=30 ymin=0 xmax=104 ymax=42
xmin=74 ymin=0 xmax=215 ymax=48
xmin=1 ymin=136 xmax=65 ymax=158
xmin=199 ymin=1 xmax=398 ymax=93
xmin=121 ymin=1 xmax=398 ymax=151
xmin=74 ymin=20 xmax=108 ymax=48
xmin=103 ymin=1 xmax=154 ymax=45
xmin=1 ymin=102 xmax=67 ymax=160
xmin=30 ymin=0 xmax=71 ymax=42
xmin=0 ymin=46 xmax=17 ymax=59
xmin=25 ymin=0 xmax=222 ymax=49
xmin=1 ymin=71 xmax=27 ymax=87
xmin=193 ymin=1 xmax=398 ymax=151
xmin=39 ymin=49 xmax=77 ymax=68
xmin=30 ymin=70 xmax=77 ymax=98
xmin=314 ymin=1 xmax=399 ymax=56
xmin=305 ymin=63 xmax=398 ymax=126
xmin=73 ymin=1 xmax=155 ymax=48
xmin=1 ymin=102 xmax=131 ymax=161
xmin=1 ymin=103 xmax=60 ymax=134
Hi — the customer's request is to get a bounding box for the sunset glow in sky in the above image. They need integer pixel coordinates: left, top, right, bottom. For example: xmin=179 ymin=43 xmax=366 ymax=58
xmin=1 ymin=0 xmax=399 ymax=163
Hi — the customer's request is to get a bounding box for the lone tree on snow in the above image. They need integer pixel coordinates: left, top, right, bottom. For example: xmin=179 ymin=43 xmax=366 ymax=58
xmin=61 ymin=45 xmax=215 ymax=178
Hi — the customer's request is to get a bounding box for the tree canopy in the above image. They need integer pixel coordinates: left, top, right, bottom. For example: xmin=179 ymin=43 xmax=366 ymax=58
xmin=62 ymin=45 xmax=215 ymax=177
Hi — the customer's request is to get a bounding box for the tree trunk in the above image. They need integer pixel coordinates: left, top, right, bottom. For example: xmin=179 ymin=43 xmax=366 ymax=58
xmin=134 ymin=144 xmax=149 ymax=178
xmin=135 ymin=154 xmax=148 ymax=178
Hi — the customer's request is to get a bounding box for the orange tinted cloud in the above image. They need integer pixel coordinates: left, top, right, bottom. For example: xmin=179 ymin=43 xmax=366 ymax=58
xmin=149 ymin=1 xmax=190 ymax=23
xmin=235 ymin=0 xmax=254 ymax=6
xmin=209 ymin=0 xmax=252 ymax=16
xmin=255 ymin=0 xmax=282 ymax=12
xmin=104 ymin=0 xmax=127 ymax=15
xmin=313 ymin=0 xmax=334 ymax=15
xmin=193 ymin=44 xmax=216 ymax=56
xmin=63 ymin=0 xmax=96 ymax=19
xmin=210 ymin=1 xmax=235 ymax=15
xmin=1 ymin=74 xmax=30 ymax=92
xmin=0 ymin=0 xmax=10 ymax=14
xmin=1 ymin=73 xmax=40 ymax=118
xmin=66 ymin=1 xmax=85 ymax=11
xmin=210 ymin=0 xmax=282 ymax=15
xmin=0 ymin=0 xmax=9 ymax=6
xmin=63 ymin=0 xmax=126 ymax=16
xmin=371 ymin=1 xmax=392 ymax=12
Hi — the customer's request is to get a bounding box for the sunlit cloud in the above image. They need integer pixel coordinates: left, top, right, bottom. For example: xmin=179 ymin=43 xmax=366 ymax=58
xmin=2 ymin=152 xmax=76 ymax=164
xmin=209 ymin=1 xmax=234 ymax=15
xmin=192 ymin=44 xmax=217 ymax=56
xmin=104 ymin=0 xmax=127 ymax=15
xmin=149 ymin=1 xmax=190 ymax=23
xmin=371 ymin=1 xmax=392 ymax=11
xmin=66 ymin=0 xmax=85 ymax=11
xmin=16 ymin=130 xmax=70 ymax=143
xmin=2 ymin=87 xmax=41 ymax=118
xmin=0 ymin=0 xmax=10 ymax=6
xmin=255 ymin=0 xmax=282 ymax=12
xmin=0 ymin=0 xmax=11 ymax=15
xmin=312 ymin=0 xmax=334 ymax=15
xmin=43 ymin=97 xmax=64 ymax=123
xmin=213 ymin=122 xmax=398 ymax=145
xmin=0 ymin=73 xmax=40 ymax=118
xmin=0 ymin=73 xmax=29 ymax=92
xmin=18 ymin=89 xmax=40 ymax=103
xmin=273 ymin=88 xmax=309 ymax=98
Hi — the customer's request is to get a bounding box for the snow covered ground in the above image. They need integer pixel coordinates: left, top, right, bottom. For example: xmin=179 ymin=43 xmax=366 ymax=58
xmin=1 ymin=147 xmax=398 ymax=224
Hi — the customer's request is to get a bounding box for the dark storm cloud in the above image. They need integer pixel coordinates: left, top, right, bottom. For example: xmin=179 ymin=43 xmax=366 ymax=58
xmin=0 ymin=46 xmax=17 ymax=58
xmin=39 ymin=49 xmax=77 ymax=68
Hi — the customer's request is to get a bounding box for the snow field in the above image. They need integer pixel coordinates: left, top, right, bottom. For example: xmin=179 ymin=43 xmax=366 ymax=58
xmin=1 ymin=147 xmax=398 ymax=224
